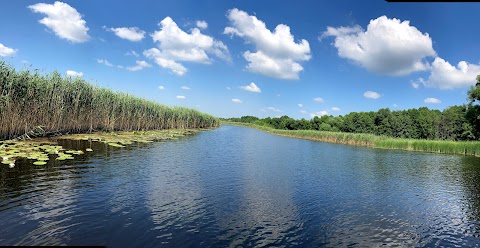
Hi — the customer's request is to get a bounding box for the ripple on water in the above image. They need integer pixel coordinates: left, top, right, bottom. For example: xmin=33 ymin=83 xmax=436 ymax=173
xmin=1 ymin=126 xmax=480 ymax=246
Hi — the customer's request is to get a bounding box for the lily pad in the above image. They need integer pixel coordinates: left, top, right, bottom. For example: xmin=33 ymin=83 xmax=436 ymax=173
xmin=108 ymin=143 xmax=125 ymax=148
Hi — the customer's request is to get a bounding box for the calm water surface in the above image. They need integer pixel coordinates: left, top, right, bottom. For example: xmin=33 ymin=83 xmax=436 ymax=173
xmin=1 ymin=125 xmax=480 ymax=247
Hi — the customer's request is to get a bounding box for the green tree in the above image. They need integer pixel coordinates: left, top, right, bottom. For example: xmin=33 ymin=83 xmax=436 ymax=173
xmin=374 ymin=108 xmax=392 ymax=136
xmin=239 ymin=116 xmax=259 ymax=123
xmin=416 ymin=107 xmax=440 ymax=139
xmin=468 ymin=75 xmax=480 ymax=103
xmin=310 ymin=116 xmax=323 ymax=130
xmin=390 ymin=111 xmax=414 ymax=138
xmin=278 ymin=116 xmax=295 ymax=130
xmin=467 ymin=75 xmax=480 ymax=139
xmin=341 ymin=113 xmax=356 ymax=132
xmin=297 ymin=118 xmax=312 ymax=130
xmin=319 ymin=122 xmax=333 ymax=131
xmin=439 ymin=106 xmax=471 ymax=140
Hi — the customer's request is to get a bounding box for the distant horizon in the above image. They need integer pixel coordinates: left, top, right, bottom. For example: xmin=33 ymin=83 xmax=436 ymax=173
xmin=220 ymin=105 xmax=462 ymax=120
xmin=1 ymin=0 xmax=479 ymax=119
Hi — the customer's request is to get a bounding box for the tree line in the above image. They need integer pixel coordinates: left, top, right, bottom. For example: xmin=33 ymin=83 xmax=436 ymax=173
xmin=224 ymin=75 xmax=480 ymax=141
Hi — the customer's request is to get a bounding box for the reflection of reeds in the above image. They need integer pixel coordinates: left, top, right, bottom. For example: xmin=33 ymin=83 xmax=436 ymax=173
xmin=0 ymin=62 xmax=219 ymax=139
xmin=225 ymin=122 xmax=480 ymax=156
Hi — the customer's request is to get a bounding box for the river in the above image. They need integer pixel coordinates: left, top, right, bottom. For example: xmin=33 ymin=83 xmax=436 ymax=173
xmin=1 ymin=125 xmax=480 ymax=247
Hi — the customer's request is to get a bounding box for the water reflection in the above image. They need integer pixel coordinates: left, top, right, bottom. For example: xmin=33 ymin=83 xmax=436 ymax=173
xmin=214 ymin=128 xmax=302 ymax=246
xmin=1 ymin=125 xmax=480 ymax=247
xmin=145 ymin=138 xmax=209 ymax=247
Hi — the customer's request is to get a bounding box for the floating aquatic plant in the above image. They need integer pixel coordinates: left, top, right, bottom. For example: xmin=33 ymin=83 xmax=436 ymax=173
xmin=0 ymin=128 xmax=199 ymax=167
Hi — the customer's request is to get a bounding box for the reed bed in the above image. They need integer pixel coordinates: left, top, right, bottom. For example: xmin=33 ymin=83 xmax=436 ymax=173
xmin=224 ymin=122 xmax=480 ymax=156
xmin=0 ymin=62 xmax=219 ymax=139
xmin=224 ymin=122 xmax=381 ymax=146
xmin=269 ymin=129 xmax=380 ymax=146
xmin=375 ymin=139 xmax=480 ymax=156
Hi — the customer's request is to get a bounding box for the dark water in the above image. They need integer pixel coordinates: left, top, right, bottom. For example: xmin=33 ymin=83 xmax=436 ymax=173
xmin=2 ymin=125 xmax=480 ymax=247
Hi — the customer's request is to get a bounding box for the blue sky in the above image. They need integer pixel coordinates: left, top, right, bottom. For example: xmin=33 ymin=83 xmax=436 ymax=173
xmin=1 ymin=0 xmax=480 ymax=119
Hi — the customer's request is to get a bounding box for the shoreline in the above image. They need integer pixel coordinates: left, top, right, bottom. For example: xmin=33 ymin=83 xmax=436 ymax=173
xmin=0 ymin=62 xmax=219 ymax=140
xmin=223 ymin=122 xmax=480 ymax=157
xmin=0 ymin=128 xmax=212 ymax=167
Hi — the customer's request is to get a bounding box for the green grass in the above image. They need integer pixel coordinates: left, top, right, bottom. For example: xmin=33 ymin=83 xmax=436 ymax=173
xmin=224 ymin=121 xmax=480 ymax=156
xmin=0 ymin=61 xmax=219 ymax=139
xmin=376 ymin=138 xmax=480 ymax=156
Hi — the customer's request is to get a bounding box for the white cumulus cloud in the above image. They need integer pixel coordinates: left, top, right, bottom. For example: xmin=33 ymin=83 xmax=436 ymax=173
xmin=144 ymin=48 xmax=187 ymax=76
xmin=320 ymin=26 xmax=363 ymax=40
xmin=196 ymin=20 xmax=208 ymax=29
xmin=267 ymin=106 xmax=281 ymax=112
xmin=298 ymin=104 xmax=303 ymax=107
xmin=313 ymin=97 xmax=324 ymax=103
xmin=105 ymin=26 xmax=145 ymax=42
xmin=127 ymin=60 xmax=151 ymax=71
xmin=225 ymin=8 xmax=311 ymax=80
xmin=232 ymin=98 xmax=242 ymax=103
xmin=145 ymin=17 xmax=230 ymax=76
xmin=0 ymin=43 xmax=17 ymax=57
xmin=331 ymin=107 xmax=341 ymax=111
xmin=364 ymin=91 xmax=381 ymax=99
xmin=424 ymin=98 xmax=441 ymax=104
xmin=176 ymin=95 xmax=186 ymax=99
xmin=310 ymin=111 xmax=329 ymax=118
xmin=125 ymin=50 xmax=139 ymax=57
xmin=322 ymin=15 xmax=435 ymax=76
xmin=240 ymin=82 xmax=261 ymax=93
xmin=180 ymin=86 xmax=191 ymax=90
xmin=28 ymin=1 xmax=90 ymax=43
xmin=97 ymin=59 xmax=113 ymax=67
xmin=242 ymin=51 xmax=305 ymax=80
xmin=422 ymin=57 xmax=480 ymax=89
xmin=66 ymin=70 xmax=83 ymax=77
xmin=158 ymin=86 xmax=165 ymax=90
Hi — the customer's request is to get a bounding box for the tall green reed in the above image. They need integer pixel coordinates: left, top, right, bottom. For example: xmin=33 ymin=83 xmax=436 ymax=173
xmin=0 ymin=62 xmax=219 ymax=139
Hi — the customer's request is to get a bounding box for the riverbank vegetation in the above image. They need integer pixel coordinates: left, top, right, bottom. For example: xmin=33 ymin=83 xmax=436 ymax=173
xmin=224 ymin=105 xmax=480 ymax=141
xmin=224 ymin=75 xmax=480 ymax=155
xmin=225 ymin=76 xmax=480 ymax=142
xmin=0 ymin=62 xmax=219 ymax=140
xmin=224 ymin=122 xmax=480 ymax=156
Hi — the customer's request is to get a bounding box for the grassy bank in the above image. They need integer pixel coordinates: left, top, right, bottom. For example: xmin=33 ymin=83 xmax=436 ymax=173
xmin=0 ymin=62 xmax=219 ymax=139
xmin=224 ymin=122 xmax=480 ymax=156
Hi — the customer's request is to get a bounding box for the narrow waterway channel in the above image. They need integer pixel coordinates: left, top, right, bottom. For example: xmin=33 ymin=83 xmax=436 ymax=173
xmin=1 ymin=125 xmax=480 ymax=247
